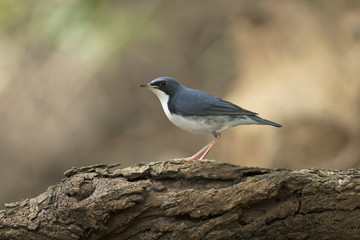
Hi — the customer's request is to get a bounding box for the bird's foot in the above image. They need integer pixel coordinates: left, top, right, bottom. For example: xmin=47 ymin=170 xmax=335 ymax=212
xmin=173 ymin=157 xmax=204 ymax=161
xmin=184 ymin=157 xmax=205 ymax=162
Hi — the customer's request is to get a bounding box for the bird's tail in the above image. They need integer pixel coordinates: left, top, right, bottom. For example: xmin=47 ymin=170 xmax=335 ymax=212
xmin=249 ymin=115 xmax=282 ymax=127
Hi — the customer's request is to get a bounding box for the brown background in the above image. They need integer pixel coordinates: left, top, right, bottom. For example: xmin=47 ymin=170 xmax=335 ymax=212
xmin=0 ymin=0 xmax=359 ymax=208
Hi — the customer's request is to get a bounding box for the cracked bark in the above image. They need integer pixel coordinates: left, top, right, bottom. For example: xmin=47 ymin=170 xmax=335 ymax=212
xmin=1 ymin=160 xmax=360 ymax=240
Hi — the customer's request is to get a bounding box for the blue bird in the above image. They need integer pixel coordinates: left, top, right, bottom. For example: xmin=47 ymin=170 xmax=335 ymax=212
xmin=139 ymin=77 xmax=281 ymax=161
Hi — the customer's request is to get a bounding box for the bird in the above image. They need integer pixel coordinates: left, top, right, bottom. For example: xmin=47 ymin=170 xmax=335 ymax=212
xmin=139 ymin=77 xmax=281 ymax=161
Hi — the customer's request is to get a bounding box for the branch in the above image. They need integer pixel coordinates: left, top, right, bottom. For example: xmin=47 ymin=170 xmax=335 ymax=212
xmin=1 ymin=160 xmax=360 ymax=239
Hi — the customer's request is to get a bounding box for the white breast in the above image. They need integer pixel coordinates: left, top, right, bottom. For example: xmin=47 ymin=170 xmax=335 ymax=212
xmin=149 ymin=88 xmax=217 ymax=134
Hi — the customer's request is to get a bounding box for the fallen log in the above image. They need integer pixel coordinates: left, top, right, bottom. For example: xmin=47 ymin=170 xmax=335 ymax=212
xmin=1 ymin=160 xmax=360 ymax=240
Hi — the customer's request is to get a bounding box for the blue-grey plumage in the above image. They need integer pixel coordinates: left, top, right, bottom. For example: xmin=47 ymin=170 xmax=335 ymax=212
xmin=139 ymin=77 xmax=281 ymax=160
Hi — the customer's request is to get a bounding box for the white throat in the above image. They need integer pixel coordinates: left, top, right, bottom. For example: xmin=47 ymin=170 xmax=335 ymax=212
xmin=149 ymin=88 xmax=172 ymax=119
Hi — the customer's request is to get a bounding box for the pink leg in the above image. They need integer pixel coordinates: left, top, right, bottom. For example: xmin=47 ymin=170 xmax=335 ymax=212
xmin=182 ymin=142 xmax=213 ymax=161
xmin=182 ymin=133 xmax=221 ymax=161
xmin=199 ymin=133 xmax=221 ymax=160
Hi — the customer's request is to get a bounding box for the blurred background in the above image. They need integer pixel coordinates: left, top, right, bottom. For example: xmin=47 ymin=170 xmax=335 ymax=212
xmin=0 ymin=0 xmax=359 ymax=208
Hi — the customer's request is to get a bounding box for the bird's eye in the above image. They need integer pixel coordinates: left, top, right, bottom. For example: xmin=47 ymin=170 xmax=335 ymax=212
xmin=160 ymin=81 xmax=167 ymax=87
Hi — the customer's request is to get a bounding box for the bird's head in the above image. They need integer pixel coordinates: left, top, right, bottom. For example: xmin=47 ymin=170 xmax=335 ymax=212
xmin=139 ymin=77 xmax=183 ymax=97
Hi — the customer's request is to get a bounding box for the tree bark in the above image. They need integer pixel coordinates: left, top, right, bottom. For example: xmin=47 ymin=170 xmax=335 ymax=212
xmin=1 ymin=160 xmax=360 ymax=240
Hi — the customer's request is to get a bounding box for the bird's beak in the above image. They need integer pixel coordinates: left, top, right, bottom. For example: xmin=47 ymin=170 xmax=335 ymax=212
xmin=138 ymin=83 xmax=150 ymax=88
xmin=138 ymin=83 xmax=157 ymax=89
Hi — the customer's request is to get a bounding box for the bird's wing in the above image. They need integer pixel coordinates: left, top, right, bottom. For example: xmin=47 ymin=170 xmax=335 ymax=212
xmin=202 ymin=99 xmax=257 ymax=115
xmin=172 ymin=88 xmax=257 ymax=116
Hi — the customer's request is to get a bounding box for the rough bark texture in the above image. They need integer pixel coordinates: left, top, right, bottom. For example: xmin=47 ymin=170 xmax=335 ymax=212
xmin=1 ymin=160 xmax=360 ymax=240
